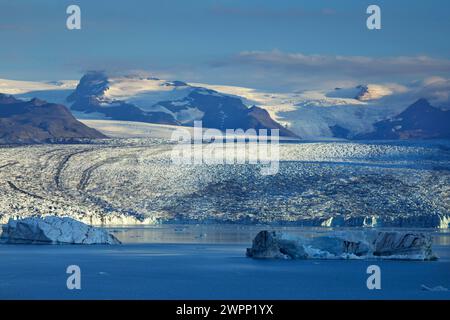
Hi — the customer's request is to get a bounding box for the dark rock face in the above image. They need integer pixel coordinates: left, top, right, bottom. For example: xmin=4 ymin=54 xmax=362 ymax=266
xmin=0 ymin=94 xmax=106 ymax=144
xmin=163 ymin=80 xmax=188 ymax=87
xmin=162 ymin=88 xmax=297 ymax=136
xmin=329 ymin=125 xmax=351 ymax=139
xmin=357 ymin=99 xmax=450 ymax=140
xmin=157 ymin=88 xmax=298 ymax=137
xmin=67 ymin=71 xmax=110 ymax=102
xmin=67 ymin=72 xmax=179 ymax=125
xmin=246 ymin=106 xmax=296 ymax=137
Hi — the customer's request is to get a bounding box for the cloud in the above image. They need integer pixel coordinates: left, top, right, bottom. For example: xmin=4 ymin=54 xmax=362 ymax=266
xmin=409 ymin=77 xmax=450 ymax=107
xmin=209 ymin=5 xmax=336 ymax=19
xmin=219 ymin=50 xmax=450 ymax=77
xmin=208 ymin=50 xmax=450 ymax=91
xmin=0 ymin=24 xmax=29 ymax=32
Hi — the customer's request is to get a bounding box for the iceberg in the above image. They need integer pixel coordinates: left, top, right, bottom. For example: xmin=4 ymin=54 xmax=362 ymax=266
xmin=0 ymin=216 xmax=121 ymax=244
xmin=246 ymin=230 xmax=437 ymax=261
xmin=421 ymin=285 xmax=448 ymax=292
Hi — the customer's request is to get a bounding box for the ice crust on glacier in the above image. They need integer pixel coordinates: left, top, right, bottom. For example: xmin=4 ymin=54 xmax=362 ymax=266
xmin=0 ymin=216 xmax=121 ymax=244
xmin=0 ymin=141 xmax=448 ymax=228
xmin=246 ymin=230 xmax=437 ymax=260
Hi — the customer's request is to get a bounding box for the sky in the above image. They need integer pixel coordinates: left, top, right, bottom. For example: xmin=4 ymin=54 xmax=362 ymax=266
xmin=1 ymin=0 xmax=450 ymax=91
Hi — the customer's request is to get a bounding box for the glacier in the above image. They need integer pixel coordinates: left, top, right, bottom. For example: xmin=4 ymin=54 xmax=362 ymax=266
xmin=0 ymin=139 xmax=449 ymax=228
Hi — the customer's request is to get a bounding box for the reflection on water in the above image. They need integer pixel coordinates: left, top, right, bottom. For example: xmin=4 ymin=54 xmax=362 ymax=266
xmin=108 ymin=224 xmax=265 ymax=244
xmin=108 ymin=223 xmax=450 ymax=245
xmin=108 ymin=224 xmax=450 ymax=261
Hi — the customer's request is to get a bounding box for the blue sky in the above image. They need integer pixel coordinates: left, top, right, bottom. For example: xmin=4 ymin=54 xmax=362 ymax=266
xmin=1 ymin=0 xmax=450 ymax=90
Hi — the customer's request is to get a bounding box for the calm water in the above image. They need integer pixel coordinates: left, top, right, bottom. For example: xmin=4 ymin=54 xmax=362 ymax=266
xmin=107 ymin=224 xmax=450 ymax=243
xmin=1 ymin=224 xmax=449 ymax=299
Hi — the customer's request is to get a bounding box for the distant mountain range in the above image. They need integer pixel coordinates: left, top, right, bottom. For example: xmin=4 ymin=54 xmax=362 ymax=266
xmin=1 ymin=73 xmax=449 ymax=141
xmin=0 ymin=94 xmax=106 ymax=144
xmin=356 ymin=98 xmax=450 ymax=140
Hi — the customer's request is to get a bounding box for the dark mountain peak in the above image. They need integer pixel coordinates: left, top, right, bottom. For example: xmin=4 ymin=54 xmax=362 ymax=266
xmin=398 ymin=98 xmax=439 ymax=119
xmin=83 ymin=70 xmax=108 ymax=81
xmin=329 ymin=125 xmax=351 ymax=139
xmin=247 ymin=105 xmax=299 ymax=138
xmin=412 ymin=98 xmax=431 ymax=106
xmin=356 ymin=99 xmax=450 ymax=140
xmin=67 ymin=73 xmax=180 ymax=125
xmin=407 ymin=98 xmax=432 ymax=109
xmin=164 ymin=80 xmax=188 ymax=87
xmin=66 ymin=74 xmax=298 ymax=137
xmin=0 ymin=93 xmax=19 ymax=104
xmin=190 ymin=87 xmax=217 ymax=96
xmin=30 ymin=98 xmax=47 ymax=106
xmin=247 ymin=105 xmax=269 ymax=116
xmin=67 ymin=71 xmax=109 ymax=102
xmin=0 ymin=95 xmax=107 ymax=144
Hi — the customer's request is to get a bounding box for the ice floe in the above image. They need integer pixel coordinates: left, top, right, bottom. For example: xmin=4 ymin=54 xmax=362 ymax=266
xmin=0 ymin=216 xmax=121 ymax=244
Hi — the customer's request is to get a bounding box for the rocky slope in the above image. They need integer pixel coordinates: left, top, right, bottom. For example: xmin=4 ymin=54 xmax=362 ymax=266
xmin=357 ymin=99 xmax=450 ymax=140
xmin=0 ymin=94 xmax=106 ymax=144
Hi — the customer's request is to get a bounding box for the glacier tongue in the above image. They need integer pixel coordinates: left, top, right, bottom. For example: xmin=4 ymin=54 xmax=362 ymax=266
xmin=247 ymin=230 xmax=437 ymax=261
xmin=0 ymin=216 xmax=121 ymax=244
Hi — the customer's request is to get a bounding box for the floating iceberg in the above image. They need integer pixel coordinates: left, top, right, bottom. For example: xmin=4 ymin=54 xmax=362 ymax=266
xmin=0 ymin=216 xmax=121 ymax=244
xmin=421 ymin=285 xmax=448 ymax=292
xmin=246 ymin=230 xmax=437 ymax=261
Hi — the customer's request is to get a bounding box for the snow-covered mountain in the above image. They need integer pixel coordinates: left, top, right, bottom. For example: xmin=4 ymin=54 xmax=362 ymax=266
xmin=0 ymin=78 xmax=77 ymax=106
xmin=197 ymin=81 xmax=450 ymax=139
xmin=66 ymin=72 xmax=297 ymax=137
xmin=327 ymin=84 xmax=394 ymax=101
xmin=193 ymin=83 xmax=408 ymax=139
xmin=357 ymin=98 xmax=450 ymax=140
xmin=1 ymin=74 xmax=449 ymax=140
xmin=67 ymin=72 xmax=179 ymax=125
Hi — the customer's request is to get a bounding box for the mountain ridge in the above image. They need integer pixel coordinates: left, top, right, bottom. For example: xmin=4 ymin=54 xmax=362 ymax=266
xmin=355 ymin=98 xmax=450 ymax=140
xmin=0 ymin=93 xmax=107 ymax=144
xmin=2 ymin=75 xmax=449 ymax=140
xmin=66 ymin=72 xmax=298 ymax=137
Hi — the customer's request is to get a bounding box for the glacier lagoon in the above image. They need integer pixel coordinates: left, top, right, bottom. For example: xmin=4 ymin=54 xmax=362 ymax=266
xmin=0 ymin=139 xmax=449 ymax=299
xmin=0 ymin=224 xmax=449 ymax=299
